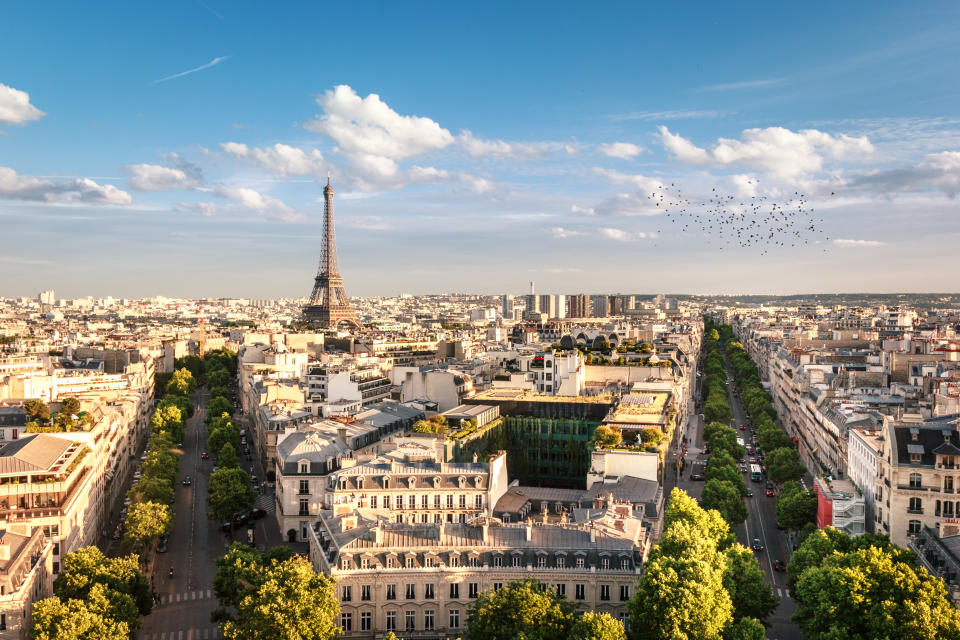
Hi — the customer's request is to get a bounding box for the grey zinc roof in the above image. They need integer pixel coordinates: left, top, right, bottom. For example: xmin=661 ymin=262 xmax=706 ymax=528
xmin=276 ymin=429 xmax=351 ymax=474
xmin=0 ymin=434 xmax=74 ymax=475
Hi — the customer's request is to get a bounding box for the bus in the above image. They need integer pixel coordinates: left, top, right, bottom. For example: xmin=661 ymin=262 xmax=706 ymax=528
xmin=750 ymin=464 xmax=763 ymax=482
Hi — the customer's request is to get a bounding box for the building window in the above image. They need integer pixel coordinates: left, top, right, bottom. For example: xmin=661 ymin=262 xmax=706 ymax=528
xmin=620 ymin=585 xmax=630 ymax=601
xmin=386 ymin=584 xmax=396 ymax=600
xmin=361 ymin=585 xmax=371 ymax=601
xmin=299 ymin=462 xmax=308 ymax=473
xmin=408 ymin=495 xmax=416 ymax=509
xmin=575 ymin=584 xmax=585 ymax=600
xmin=909 ymin=497 xmax=923 ymax=514
xmin=600 ymin=585 xmax=610 ymax=601
xmin=538 ymin=556 xmax=546 ymax=568
xmin=493 ymin=582 xmax=503 ymax=591
xmin=340 ymin=558 xmax=351 ymax=570
xmin=557 ymin=556 xmax=566 ymax=568
xmin=945 ymin=502 xmax=954 ymax=517
xmin=601 ymin=557 xmax=610 ymax=570
xmin=450 ymin=583 xmax=460 ymax=599
xmin=341 ymin=586 xmax=352 ymax=602
xmin=512 ymin=555 xmax=522 ymax=567
xmin=469 ymin=582 xmax=479 ymax=598
xmin=909 ymin=473 xmax=922 ymax=488
xmin=621 ymin=558 xmax=630 ymax=570
xmin=422 ymin=495 xmax=429 ymax=509
xmin=299 ymin=499 xmax=309 ymax=516
xmin=386 ymin=611 xmax=396 ymax=631
xmin=406 ymin=556 xmax=415 ymax=569
xmin=556 ymin=583 xmax=566 ymax=597
xmin=576 ymin=557 xmax=585 ymax=569
xmin=405 ymin=610 xmax=416 ymax=631
xmin=434 ymin=494 xmax=441 ymax=508
xmin=450 ymin=554 xmax=459 ymax=567
xmin=475 ymin=495 xmax=483 ymax=509
xmin=909 ymin=520 xmax=922 ymax=536
xmin=360 ymin=611 xmax=371 ymax=631
xmin=450 ymin=609 xmax=461 ymax=629
xmin=339 ymin=613 xmax=352 ymax=631
xmin=459 ymin=495 xmax=467 ymax=509
xmin=361 ymin=557 xmax=370 ymax=569
xmin=425 ymin=583 xmax=435 ymax=599
xmin=299 ymin=479 xmax=309 ymax=494
xmin=469 ymin=555 xmax=480 ymax=567
xmin=370 ymin=495 xmax=378 ymax=509
xmin=406 ymin=583 xmax=416 ymax=599
xmin=424 ymin=609 xmax=435 ymax=631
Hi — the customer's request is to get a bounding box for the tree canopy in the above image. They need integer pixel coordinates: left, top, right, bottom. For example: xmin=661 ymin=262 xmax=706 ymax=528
xmin=465 ymin=579 xmax=577 ymax=640
xmin=776 ymin=481 xmax=817 ymax=531
xmin=700 ymin=479 xmax=748 ymax=527
xmin=208 ymin=467 xmax=256 ymax=521
xmin=123 ymin=501 xmax=171 ymax=552
xmin=30 ymin=583 xmax=131 ymax=640
xmin=212 ymin=544 xmax=339 ymax=640
xmin=165 ymin=368 xmax=197 ymax=396
xmin=593 ymin=425 xmax=622 ymax=448
xmin=765 ymin=447 xmax=806 ymax=485
xmin=206 ymin=396 xmax=234 ymax=424
xmin=569 ymin=612 xmax=626 ymax=640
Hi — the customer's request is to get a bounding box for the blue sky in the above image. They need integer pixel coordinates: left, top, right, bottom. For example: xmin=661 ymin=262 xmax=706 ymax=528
xmin=1 ymin=1 xmax=959 ymax=298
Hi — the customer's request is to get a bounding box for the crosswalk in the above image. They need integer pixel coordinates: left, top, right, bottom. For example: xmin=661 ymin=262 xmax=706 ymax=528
xmin=140 ymin=627 xmax=220 ymax=640
xmin=255 ymin=494 xmax=275 ymax=514
xmin=156 ymin=589 xmax=214 ymax=606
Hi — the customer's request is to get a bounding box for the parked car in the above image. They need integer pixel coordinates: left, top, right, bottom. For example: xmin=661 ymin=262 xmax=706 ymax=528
xmin=752 ymin=538 xmax=764 ymax=552
xmin=773 ymin=559 xmax=787 ymax=572
xmin=221 ymin=521 xmax=233 ymax=533
xmin=250 ymin=507 xmax=267 ymax=519
xmin=182 ymin=476 xmax=192 ymax=486
xmin=158 ymin=539 xmax=169 ymax=553
xmin=233 ymin=512 xmax=249 ymax=527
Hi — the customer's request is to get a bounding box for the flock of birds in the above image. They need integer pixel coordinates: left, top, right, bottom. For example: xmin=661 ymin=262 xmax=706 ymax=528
xmin=650 ymin=180 xmax=834 ymax=253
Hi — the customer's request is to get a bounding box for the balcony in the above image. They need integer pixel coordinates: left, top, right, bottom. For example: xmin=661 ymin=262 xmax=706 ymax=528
xmin=907 ymin=508 xmax=924 ymax=515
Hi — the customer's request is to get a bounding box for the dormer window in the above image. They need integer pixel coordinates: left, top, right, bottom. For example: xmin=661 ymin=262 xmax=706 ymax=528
xmin=299 ymin=460 xmax=309 ymax=474
xmin=357 ymin=477 xmax=364 ymax=490
xmin=474 ymin=476 xmax=482 ymax=488
xmin=383 ymin=476 xmax=390 ymax=489
xmin=458 ymin=476 xmax=466 ymax=488
xmin=409 ymin=476 xmax=417 ymax=488
xmin=434 ymin=476 xmax=441 ymax=488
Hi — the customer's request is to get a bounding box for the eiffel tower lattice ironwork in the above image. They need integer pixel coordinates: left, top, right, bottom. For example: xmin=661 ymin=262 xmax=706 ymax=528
xmin=302 ymin=178 xmax=360 ymax=328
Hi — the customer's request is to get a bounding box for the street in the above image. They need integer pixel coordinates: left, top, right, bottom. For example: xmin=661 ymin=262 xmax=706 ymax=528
xmin=136 ymin=389 xmax=290 ymax=640
xmin=669 ymin=357 xmax=803 ymax=640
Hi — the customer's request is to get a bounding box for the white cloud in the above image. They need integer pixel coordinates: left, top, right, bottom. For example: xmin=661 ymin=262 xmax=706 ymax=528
xmin=598 ymin=142 xmax=644 ymax=160
xmin=695 ymin=77 xmax=787 ymax=92
xmin=124 ymin=164 xmax=199 ymax=191
xmin=592 ymin=192 xmax=663 ymax=217
xmin=152 ymin=55 xmax=230 ymax=84
xmin=214 ymin=185 xmax=291 ymax=213
xmin=551 ymin=227 xmax=584 ymax=239
xmin=592 ymin=168 xmax=663 ymax=192
xmin=0 ymin=166 xmax=131 ymax=204
xmin=458 ymin=130 xmax=573 ymax=159
xmin=571 ymin=205 xmax=595 ymax=216
xmin=608 ymin=109 xmax=719 ymax=122
xmin=178 ymin=202 xmax=220 ymax=216
xmin=458 ymin=173 xmax=494 ymax=193
xmin=307 ymin=85 xmax=454 ymax=160
xmin=0 ymin=83 xmax=45 ymax=125
xmin=832 ymin=238 xmax=886 ymax=247
xmin=847 ymin=151 xmax=960 ymax=197
xmin=658 ymin=125 xmax=874 ymax=179
xmin=600 ymin=227 xmax=650 ymax=242
xmin=220 ymin=142 xmax=325 ymax=177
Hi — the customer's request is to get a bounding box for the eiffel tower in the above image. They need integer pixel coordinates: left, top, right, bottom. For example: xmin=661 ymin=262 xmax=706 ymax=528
xmin=302 ymin=178 xmax=360 ymax=328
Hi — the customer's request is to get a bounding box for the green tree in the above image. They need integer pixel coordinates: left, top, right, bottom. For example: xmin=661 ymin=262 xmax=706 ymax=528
xmin=723 ymin=545 xmax=778 ymax=624
xmin=30 ymin=584 xmax=131 ymax=640
xmin=593 ymin=425 xmax=622 ymax=448
xmin=212 ymin=546 xmax=340 ymax=640
xmin=569 ymin=611 xmax=626 ymax=640
xmin=218 ymin=441 xmax=239 ymax=469
xmin=206 ymin=396 xmax=234 ymax=424
xmin=163 ymin=393 xmax=195 ymax=421
xmin=723 ymin=617 xmax=766 ymax=640
xmin=794 ymin=546 xmax=960 ymax=640
xmin=708 ymin=428 xmax=745 ymax=461
xmin=707 ymin=329 xmax=720 ymax=342
xmin=123 ymin=501 xmax=172 ymax=552
xmin=129 ymin=475 xmax=174 ymax=506
xmin=765 ymin=447 xmax=806 ymax=485
xmin=776 ymin=481 xmax=817 ymax=531
xmin=663 ymin=488 xmax=734 ymax=550
xmin=60 ymin=397 xmax=81 ymax=415
xmin=628 ymin=550 xmax=732 ymax=640
xmin=701 ymin=479 xmax=748 ymax=527
xmin=465 ymin=579 xmax=576 ymax=640
xmin=639 ymin=427 xmax=663 ymax=446
xmin=206 ymin=368 xmax=231 ymax=390
xmin=208 ymin=423 xmax=241 ymax=456
xmin=166 ymin=368 xmax=197 ymax=396
xmin=208 ymin=468 xmax=256 ymax=521
xmin=23 ymin=399 xmax=50 ymax=423
xmin=757 ymin=425 xmax=792 ymax=453
xmin=149 ymin=403 xmax=183 ymax=442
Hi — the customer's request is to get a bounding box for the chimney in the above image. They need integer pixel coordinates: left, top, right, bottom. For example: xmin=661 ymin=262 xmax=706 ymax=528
xmin=373 ymin=522 xmax=383 ymax=545
xmin=525 ymin=519 xmax=532 ymax=542
xmin=438 ymin=521 xmax=446 ymax=539
xmin=607 ymin=492 xmax=615 ymax=508
xmin=589 ymin=524 xmax=596 ymax=543
xmin=473 ymin=451 xmax=479 ymax=463
xmin=481 ymin=522 xmax=489 ymax=542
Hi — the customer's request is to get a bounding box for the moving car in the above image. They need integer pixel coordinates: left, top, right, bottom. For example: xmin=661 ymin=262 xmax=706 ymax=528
xmin=752 ymin=538 xmax=764 ymax=552
xmin=746 ymin=488 xmax=754 ymax=497
xmin=691 ymin=473 xmax=705 ymax=481
xmin=739 ymin=424 xmax=747 ymax=430
xmin=250 ymin=507 xmax=267 ymax=519
xmin=765 ymin=488 xmax=776 ymax=497
xmin=158 ymin=537 xmax=169 ymax=553
xmin=773 ymin=559 xmax=787 ymax=572
xmin=201 ymin=452 xmax=210 ymax=460
xmin=182 ymin=476 xmax=192 ymax=486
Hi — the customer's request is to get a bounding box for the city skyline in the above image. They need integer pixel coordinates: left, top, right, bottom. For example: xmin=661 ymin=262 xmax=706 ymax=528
xmin=2 ymin=2 xmax=960 ymax=298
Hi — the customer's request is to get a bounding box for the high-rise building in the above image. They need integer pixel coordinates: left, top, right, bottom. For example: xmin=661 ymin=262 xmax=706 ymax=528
xmin=608 ymin=295 xmax=624 ymax=316
xmin=501 ymin=294 xmax=514 ymax=318
xmin=591 ymin=295 xmax=609 ymax=317
xmin=302 ymin=179 xmax=360 ymax=328
xmin=568 ymin=294 xmax=589 ymax=318
xmin=37 ymin=290 xmax=55 ymax=305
